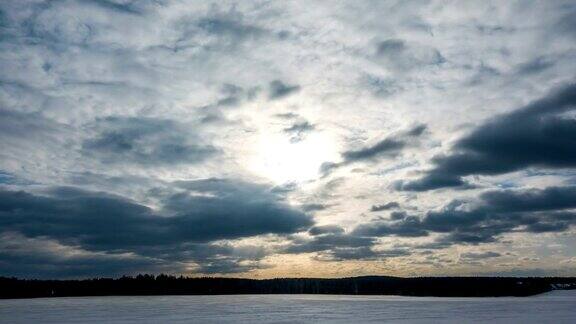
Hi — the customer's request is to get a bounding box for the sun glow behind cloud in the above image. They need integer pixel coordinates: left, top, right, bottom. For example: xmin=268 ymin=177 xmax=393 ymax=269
xmin=249 ymin=131 xmax=339 ymax=184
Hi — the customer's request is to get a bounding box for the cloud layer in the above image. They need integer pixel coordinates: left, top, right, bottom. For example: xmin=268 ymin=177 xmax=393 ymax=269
xmin=399 ymin=84 xmax=576 ymax=191
xmin=355 ymin=186 xmax=576 ymax=245
xmin=1 ymin=0 xmax=576 ymax=278
xmin=0 ymin=180 xmax=312 ymax=277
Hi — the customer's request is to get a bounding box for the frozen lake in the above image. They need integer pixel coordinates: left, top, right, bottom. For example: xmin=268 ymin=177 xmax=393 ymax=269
xmin=1 ymin=290 xmax=575 ymax=323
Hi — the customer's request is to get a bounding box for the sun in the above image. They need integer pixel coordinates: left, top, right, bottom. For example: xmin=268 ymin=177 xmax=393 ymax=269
xmin=249 ymin=132 xmax=338 ymax=184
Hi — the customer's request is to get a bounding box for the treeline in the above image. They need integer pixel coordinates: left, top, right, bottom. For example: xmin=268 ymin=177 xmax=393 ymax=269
xmin=1 ymin=275 xmax=575 ymax=299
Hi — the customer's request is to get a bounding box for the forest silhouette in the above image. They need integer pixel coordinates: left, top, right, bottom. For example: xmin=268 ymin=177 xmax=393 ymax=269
xmin=2 ymin=275 xmax=576 ymax=299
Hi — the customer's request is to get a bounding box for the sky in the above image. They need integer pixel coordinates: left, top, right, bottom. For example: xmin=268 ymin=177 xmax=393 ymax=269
xmin=1 ymin=0 xmax=576 ymax=279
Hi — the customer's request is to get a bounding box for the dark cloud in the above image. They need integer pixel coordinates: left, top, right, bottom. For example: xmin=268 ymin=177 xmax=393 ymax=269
xmin=283 ymin=121 xmax=315 ymax=143
xmin=390 ymin=211 xmax=407 ymax=220
xmin=370 ymin=202 xmax=400 ymax=212
xmin=284 ymin=229 xmax=377 ymax=260
xmin=285 ymin=225 xmax=411 ymax=261
xmin=163 ymin=179 xmax=313 ymax=241
xmin=83 ymin=117 xmax=218 ymax=166
xmin=557 ymin=7 xmax=576 ymax=38
xmin=460 ymin=251 xmax=502 ymax=260
xmin=268 ymin=80 xmax=301 ymax=100
xmin=399 ymin=84 xmax=576 ymax=191
xmin=515 ymin=56 xmax=554 ymax=75
xmin=284 ymin=121 xmax=315 ymax=133
xmin=354 ymin=186 xmax=576 ymax=246
xmin=342 ymin=138 xmax=405 ymax=161
xmin=86 ymin=0 xmax=144 ymax=15
xmin=396 ymin=173 xmax=468 ymax=192
xmin=0 ymin=171 xmax=18 ymax=185
xmin=301 ymin=203 xmax=329 ymax=212
xmin=321 ymin=124 xmax=426 ymax=175
xmin=197 ymin=14 xmax=265 ymax=41
xmin=274 ymin=112 xmax=299 ymax=120
xmin=289 ymin=233 xmax=376 ymax=252
xmin=353 ymin=214 xmax=429 ymax=238
xmin=319 ymin=247 xmax=378 ymax=261
xmin=0 ymin=179 xmax=313 ymax=277
xmin=342 ymin=125 xmax=425 ymax=162
xmin=481 ymin=186 xmax=576 ymax=212
xmin=373 ymin=39 xmax=445 ymax=71
xmin=167 ymin=5 xmax=273 ymax=51
xmin=131 ymin=5 xmax=283 ymax=60
xmin=376 ymin=39 xmax=406 ymax=56
xmin=0 ymin=231 xmax=271 ymax=278
xmin=165 ymin=243 xmax=271 ymax=275
xmin=202 ymin=84 xmax=260 ymax=112
xmin=283 ymin=230 xmax=376 ymax=261
xmin=0 ymin=232 xmax=173 ymax=279
xmin=198 ymin=84 xmax=260 ymax=124
xmin=406 ymin=124 xmax=427 ymax=137
xmin=308 ymin=225 xmax=345 ymax=236
xmin=215 ymin=84 xmax=249 ymax=107
xmin=195 ymin=258 xmax=271 ymax=274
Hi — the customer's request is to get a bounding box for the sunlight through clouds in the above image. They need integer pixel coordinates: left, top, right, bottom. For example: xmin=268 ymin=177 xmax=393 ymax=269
xmin=1 ymin=0 xmax=576 ymax=278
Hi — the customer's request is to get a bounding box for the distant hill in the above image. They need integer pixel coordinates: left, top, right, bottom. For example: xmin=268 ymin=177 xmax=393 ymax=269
xmin=2 ymin=275 xmax=576 ymax=299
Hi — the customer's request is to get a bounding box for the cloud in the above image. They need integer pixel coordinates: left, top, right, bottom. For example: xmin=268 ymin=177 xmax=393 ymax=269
xmin=268 ymin=80 xmax=300 ymax=100
xmin=0 ymin=109 xmax=60 ymax=139
xmin=195 ymin=258 xmax=271 ymax=274
xmin=163 ymin=178 xmax=314 ymax=241
xmin=197 ymin=15 xmax=265 ymax=41
xmin=389 ymin=211 xmax=407 ymax=220
xmin=201 ymin=84 xmax=261 ymax=115
xmin=321 ymin=124 xmax=426 ymax=175
xmin=0 ymin=232 xmax=172 ymax=279
xmin=0 ymin=179 xmax=313 ymax=276
xmin=301 ymin=203 xmax=329 ymax=212
xmin=283 ymin=121 xmax=315 ymax=143
xmin=0 ymin=109 xmax=71 ymax=154
xmin=274 ymin=112 xmax=299 ymax=120
xmin=342 ymin=138 xmax=405 ymax=162
xmin=373 ymin=38 xmax=445 ymax=71
xmin=460 ymin=251 xmax=502 ymax=260
xmin=342 ymin=125 xmax=425 ymax=162
xmin=168 ymin=3 xmax=277 ymax=54
xmin=320 ymin=247 xmax=378 ymax=261
xmin=285 ymin=232 xmax=375 ymax=254
xmin=371 ymin=202 xmax=400 ymax=212
xmin=285 ymin=226 xmax=378 ymax=260
xmin=281 ymin=231 xmax=376 ymax=261
xmin=0 ymin=230 xmax=272 ymax=278
xmin=2 ymin=0 xmax=576 ymax=277
xmin=285 ymin=225 xmax=411 ymax=261
xmin=399 ymin=84 xmax=576 ymax=191
xmin=83 ymin=116 xmax=218 ymax=166
xmin=354 ymin=186 xmax=576 ymax=245
xmin=308 ymin=225 xmax=345 ymax=236
xmin=85 ymin=0 xmax=144 ymax=15
xmin=353 ymin=214 xmax=430 ymax=238
xmin=160 ymin=242 xmax=272 ymax=275
xmin=515 ymin=56 xmax=555 ymax=76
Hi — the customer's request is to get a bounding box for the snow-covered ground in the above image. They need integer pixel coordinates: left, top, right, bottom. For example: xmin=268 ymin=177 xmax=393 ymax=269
xmin=1 ymin=290 xmax=575 ymax=323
